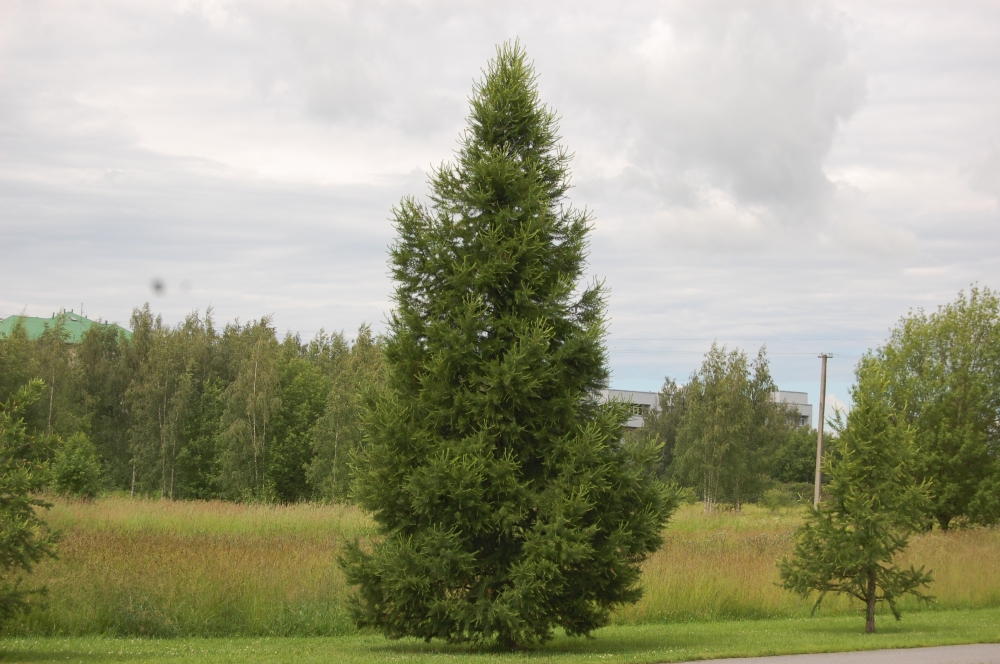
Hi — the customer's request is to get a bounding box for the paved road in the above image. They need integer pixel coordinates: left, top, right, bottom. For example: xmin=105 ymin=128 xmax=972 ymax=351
xmin=680 ymin=644 xmax=1000 ymax=664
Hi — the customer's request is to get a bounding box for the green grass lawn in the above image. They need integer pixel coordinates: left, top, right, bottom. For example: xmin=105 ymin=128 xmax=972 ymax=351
xmin=3 ymin=607 xmax=999 ymax=663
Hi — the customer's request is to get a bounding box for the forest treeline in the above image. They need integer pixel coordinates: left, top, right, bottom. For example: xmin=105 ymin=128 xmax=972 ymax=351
xmin=633 ymin=286 xmax=1000 ymax=529
xmin=0 ymin=305 xmax=383 ymax=503
xmin=0 ymin=303 xmax=816 ymax=506
xmin=629 ymin=344 xmax=820 ymax=511
xmin=2 ymin=285 xmax=998 ymax=524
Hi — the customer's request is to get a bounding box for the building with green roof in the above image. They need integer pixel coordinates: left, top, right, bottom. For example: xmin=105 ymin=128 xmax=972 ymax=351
xmin=0 ymin=310 xmax=131 ymax=344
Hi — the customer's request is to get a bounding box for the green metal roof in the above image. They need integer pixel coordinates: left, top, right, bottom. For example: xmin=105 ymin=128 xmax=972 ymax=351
xmin=0 ymin=311 xmax=131 ymax=344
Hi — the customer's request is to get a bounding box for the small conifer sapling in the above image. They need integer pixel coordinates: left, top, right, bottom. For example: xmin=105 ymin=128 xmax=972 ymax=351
xmin=0 ymin=380 xmax=58 ymax=623
xmin=779 ymin=360 xmax=933 ymax=633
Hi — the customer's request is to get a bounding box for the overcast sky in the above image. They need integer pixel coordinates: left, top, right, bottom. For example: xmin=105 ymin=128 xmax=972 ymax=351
xmin=3 ymin=0 xmax=999 ymax=410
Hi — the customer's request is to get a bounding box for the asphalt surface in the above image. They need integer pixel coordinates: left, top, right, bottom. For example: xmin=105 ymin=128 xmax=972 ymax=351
xmin=680 ymin=644 xmax=1000 ymax=664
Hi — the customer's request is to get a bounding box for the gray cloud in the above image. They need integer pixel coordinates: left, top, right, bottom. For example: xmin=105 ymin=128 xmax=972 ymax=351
xmin=2 ymin=0 xmax=1000 ymax=405
xmin=969 ymin=143 xmax=1000 ymax=202
xmin=561 ymin=2 xmax=866 ymax=220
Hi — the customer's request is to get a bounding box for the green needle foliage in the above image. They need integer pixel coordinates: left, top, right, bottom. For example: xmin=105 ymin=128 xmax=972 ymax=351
xmin=342 ymin=42 xmax=676 ymax=648
xmin=0 ymin=380 xmax=58 ymax=623
xmin=779 ymin=360 xmax=933 ymax=634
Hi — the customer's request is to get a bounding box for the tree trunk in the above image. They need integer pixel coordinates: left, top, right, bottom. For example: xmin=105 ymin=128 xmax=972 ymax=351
xmin=331 ymin=429 xmax=339 ymax=501
xmin=252 ymin=356 xmax=260 ymax=494
xmin=47 ymin=368 xmax=56 ymax=435
xmin=865 ymin=570 xmax=877 ymax=634
xmin=703 ymin=468 xmax=716 ymax=514
xmin=160 ymin=390 xmax=167 ymax=498
xmin=496 ymin=630 xmax=518 ymax=651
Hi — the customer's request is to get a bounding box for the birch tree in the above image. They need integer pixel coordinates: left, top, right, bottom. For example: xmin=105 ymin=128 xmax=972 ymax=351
xmin=673 ymin=344 xmax=784 ymax=511
xmin=306 ymin=324 xmax=385 ymax=502
xmin=218 ymin=317 xmax=281 ymax=501
xmin=874 ymin=286 xmax=1000 ymax=529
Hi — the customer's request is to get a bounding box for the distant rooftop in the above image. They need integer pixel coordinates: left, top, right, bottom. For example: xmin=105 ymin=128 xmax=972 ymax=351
xmin=772 ymin=391 xmax=813 ymax=428
xmin=600 ymin=389 xmax=659 ymax=429
xmin=0 ymin=310 xmax=131 ymax=344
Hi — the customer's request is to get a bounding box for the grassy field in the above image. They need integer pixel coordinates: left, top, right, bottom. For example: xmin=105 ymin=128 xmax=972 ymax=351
xmin=3 ymin=609 xmax=1000 ymax=663
xmin=9 ymin=498 xmax=371 ymax=637
xmin=5 ymin=496 xmax=1000 ymax=638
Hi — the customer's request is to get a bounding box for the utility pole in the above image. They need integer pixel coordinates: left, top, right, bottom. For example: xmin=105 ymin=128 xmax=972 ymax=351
xmin=814 ymin=353 xmax=832 ymax=508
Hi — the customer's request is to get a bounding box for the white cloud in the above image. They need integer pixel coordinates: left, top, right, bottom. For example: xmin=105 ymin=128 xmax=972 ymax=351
xmin=969 ymin=143 xmax=1000 ymax=204
xmin=824 ymin=393 xmax=852 ymax=420
xmin=828 ymin=184 xmax=917 ymax=259
xmin=557 ymin=1 xmax=866 ymax=223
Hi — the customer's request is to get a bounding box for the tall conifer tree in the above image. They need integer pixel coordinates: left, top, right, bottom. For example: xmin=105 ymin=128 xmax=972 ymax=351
xmin=342 ymin=43 xmax=674 ymax=647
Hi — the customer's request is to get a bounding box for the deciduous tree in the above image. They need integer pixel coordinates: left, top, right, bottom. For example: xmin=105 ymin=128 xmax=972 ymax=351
xmin=269 ymin=333 xmax=333 ymax=503
xmin=874 ymin=286 xmax=1000 ymax=529
xmin=628 ymin=378 xmax=688 ymax=478
xmin=31 ymin=320 xmax=75 ymax=437
xmin=307 ymin=325 xmax=384 ymax=503
xmin=51 ymin=431 xmax=103 ymax=499
xmin=672 ymin=344 xmax=784 ymax=511
xmin=218 ymin=317 xmax=281 ymax=501
xmin=76 ymin=322 xmax=131 ymax=488
xmin=126 ymin=307 xmax=197 ymax=499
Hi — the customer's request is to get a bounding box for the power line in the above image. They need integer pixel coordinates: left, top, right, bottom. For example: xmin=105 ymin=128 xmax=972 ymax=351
xmin=610 ymin=349 xmax=862 ymax=356
xmin=610 ymin=337 xmax=883 ymax=342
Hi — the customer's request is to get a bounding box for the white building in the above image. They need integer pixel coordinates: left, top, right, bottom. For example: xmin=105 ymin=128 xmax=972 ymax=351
xmin=598 ymin=389 xmax=659 ymax=429
xmin=599 ymin=388 xmax=813 ymax=430
xmin=772 ymin=391 xmax=813 ymax=428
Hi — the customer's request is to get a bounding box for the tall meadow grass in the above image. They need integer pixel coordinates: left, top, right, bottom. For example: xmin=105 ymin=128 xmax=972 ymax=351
xmin=7 ymin=498 xmax=999 ymax=637
xmin=618 ymin=504 xmax=1000 ymax=624
xmin=9 ymin=497 xmax=373 ymax=637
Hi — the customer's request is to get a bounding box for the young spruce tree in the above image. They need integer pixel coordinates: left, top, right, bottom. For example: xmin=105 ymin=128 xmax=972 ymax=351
xmin=342 ymin=43 xmax=675 ymax=648
xmin=0 ymin=380 xmax=58 ymax=623
xmin=779 ymin=359 xmax=933 ymax=634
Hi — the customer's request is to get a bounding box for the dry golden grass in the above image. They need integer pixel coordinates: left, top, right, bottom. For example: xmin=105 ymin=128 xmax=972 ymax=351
xmin=8 ymin=498 xmax=999 ymax=636
xmin=899 ymin=527 xmax=1000 ymax=609
xmin=618 ymin=504 xmax=1000 ymax=624
xmin=13 ymin=497 xmax=372 ymax=636
xmin=44 ymin=494 xmax=373 ymax=538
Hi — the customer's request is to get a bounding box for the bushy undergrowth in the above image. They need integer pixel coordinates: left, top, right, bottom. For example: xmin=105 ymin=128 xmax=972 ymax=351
xmin=6 ymin=498 xmax=999 ymax=637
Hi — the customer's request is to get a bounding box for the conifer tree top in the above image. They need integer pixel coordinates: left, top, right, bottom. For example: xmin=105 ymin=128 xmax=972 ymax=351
xmin=389 ymin=40 xmax=600 ymax=380
xmin=458 ymin=42 xmax=568 ymax=199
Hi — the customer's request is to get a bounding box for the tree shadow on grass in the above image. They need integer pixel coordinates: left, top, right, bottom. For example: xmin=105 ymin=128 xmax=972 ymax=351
xmin=788 ymin=612 xmax=950 ymax=638
xmin=366 ymin=616 xmax=960 ymax=661
xmin=363 ymin=626 xmax=712 ymax=659
xmin=0 ymin=650 xmax=116 ymax=663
